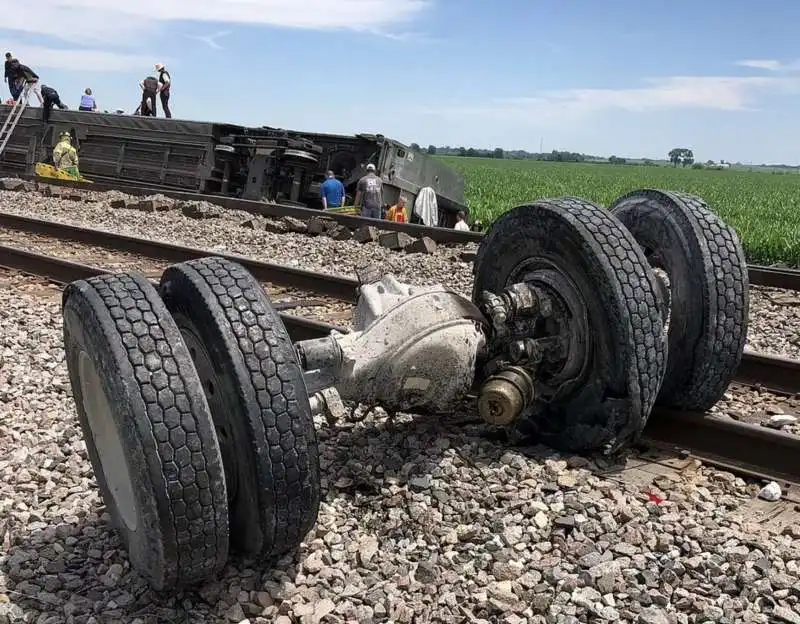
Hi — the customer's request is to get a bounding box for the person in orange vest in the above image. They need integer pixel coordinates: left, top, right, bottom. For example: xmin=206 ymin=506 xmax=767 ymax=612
xmin=386 ymin=195 xmax=408 ymax=223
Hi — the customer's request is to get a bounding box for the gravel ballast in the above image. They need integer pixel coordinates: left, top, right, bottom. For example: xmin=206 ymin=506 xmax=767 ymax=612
xmin=1 ymin=269 xmax=799 ymax=623
xmin=1 ymin=188 xmax=799 ymax=358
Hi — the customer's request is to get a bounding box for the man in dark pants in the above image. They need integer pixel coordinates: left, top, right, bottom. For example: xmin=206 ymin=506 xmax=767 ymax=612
xmin=4 ymin=52 xmax=18 ymax=98
xmin=354 ymin=163 xmax=383 ymax=219
xmin=40 ymin=85 xmax=67 ymax=123
xmin=138 ymin=75 xmax=158 ymax=116
xmin=6 ymin=60 xmax=41 ymax=102
xmin=155 ymin=63 xmax=171 ymax=118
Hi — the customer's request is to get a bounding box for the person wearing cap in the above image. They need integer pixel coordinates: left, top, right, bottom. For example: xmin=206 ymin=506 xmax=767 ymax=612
xmin=320 ymin=170 xmax=346 ymax=210
xmin=354 ymin=163 xmax=383 ymax=219
xmin=53 ymin=132 xmax=80 ymax=178
xmin=40 ymin=84 xmax=67 ymax=123
xmin=155 ymin=63 xmax=171 ymax=118
xmin=4 ymin=52 xmax=18 ymax=98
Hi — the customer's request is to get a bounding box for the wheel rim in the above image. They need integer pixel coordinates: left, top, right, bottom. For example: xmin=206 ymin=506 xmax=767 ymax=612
xmin=78 ymin=350 xmax=138 ymax=531
xmin=507 ymin=257 xmax=592 ymax=395
xmin=179 ymin=324 xmax=239 ymax=503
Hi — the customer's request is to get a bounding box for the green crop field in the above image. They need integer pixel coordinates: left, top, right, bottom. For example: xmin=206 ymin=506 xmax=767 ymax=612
xmin=440 ymin=157 xmax=800 ymax=267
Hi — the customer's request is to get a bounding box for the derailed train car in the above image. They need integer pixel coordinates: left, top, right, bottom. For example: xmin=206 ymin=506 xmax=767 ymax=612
xmin=0 ymin=107 xmax=468 ymax=226
xmin=260 ymin=127 xmax=467 ymax=222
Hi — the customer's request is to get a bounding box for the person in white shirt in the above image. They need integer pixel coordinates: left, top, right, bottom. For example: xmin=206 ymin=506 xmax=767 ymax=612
xmin=454 ymin=211 xmax=470 ymax=231
xmin=155 ymin=63 xmax=171 ymax=118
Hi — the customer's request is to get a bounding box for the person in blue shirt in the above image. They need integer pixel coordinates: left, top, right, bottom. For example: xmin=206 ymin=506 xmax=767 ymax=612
xmin=320 ymin=170 xmax=346 ymax=210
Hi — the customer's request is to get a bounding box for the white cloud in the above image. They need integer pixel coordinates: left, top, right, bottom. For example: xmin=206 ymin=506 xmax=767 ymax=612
xmin=3 ymin=41 xmax=155 ymax=72
xmin=737 ymin=59 xmax=785 ymax=71
xmin=185 ymin=31 xmax=231 ymax=50
xmin=736 ymin=59 xmax=800 ymax=73
xmin=0 ymin=0 xmax=429 ymax=46
xmin=415 ymin=75 xmax=800 ymax=125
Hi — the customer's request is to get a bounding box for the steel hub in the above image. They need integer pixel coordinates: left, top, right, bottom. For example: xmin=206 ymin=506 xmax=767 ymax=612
xmin=508 ymin=258 xmax=591 ymax=395
xmin=78 ymin=350 xmax=138 ymax=531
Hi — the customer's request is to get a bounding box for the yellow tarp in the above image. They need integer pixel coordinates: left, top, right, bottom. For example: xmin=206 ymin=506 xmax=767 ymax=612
xmin=325 ymin=205 xmax=360 ymax=216
xmin=34 ymin=162 xmax=92 ymax=183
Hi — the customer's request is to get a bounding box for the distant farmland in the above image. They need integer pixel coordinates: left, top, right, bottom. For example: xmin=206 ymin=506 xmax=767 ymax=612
xmin=443 ymin=157 xmax=800 ymax=267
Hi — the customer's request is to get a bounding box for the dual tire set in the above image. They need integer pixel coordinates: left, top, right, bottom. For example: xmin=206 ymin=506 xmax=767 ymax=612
xmin=62 ymin=257 xmax=320 ymax=591
xmin=473 ymin=189 xmax=750 ymax=452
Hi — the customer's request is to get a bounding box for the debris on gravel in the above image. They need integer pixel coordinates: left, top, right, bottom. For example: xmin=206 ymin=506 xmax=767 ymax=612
xmin=1 ymin=188 xmax=798 ymax=359
xmin=1 ymin=268 xmax=799 ymax=623
xmin=711 ymin=385 xmax=800 ymax=437
xmin=748 ymin=286 xmax=800 ymax=358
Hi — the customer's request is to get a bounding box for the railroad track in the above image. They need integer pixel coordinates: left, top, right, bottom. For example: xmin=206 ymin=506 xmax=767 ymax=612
xmin=1 ymin=213 xmax=799 ymax=391
xmin=2 ymin=205 xmax=800 ymax=292
xmin=0 ymin=211 xmax=357 ymax=301
xmin=5 ymin=178 xmax=800 ymax=290
xmin=3 ymin=245 xmax=799 ymax=493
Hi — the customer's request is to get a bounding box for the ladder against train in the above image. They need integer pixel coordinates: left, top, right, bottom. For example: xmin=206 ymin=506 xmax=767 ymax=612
xmin=0 ymin=82 xmax=32 ymax=158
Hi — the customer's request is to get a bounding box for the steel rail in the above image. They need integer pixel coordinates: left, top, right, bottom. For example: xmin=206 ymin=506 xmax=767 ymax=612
xmin=0 ymin=212 xmax=358 ymax=302
xmin=11 ymin=174 xmax=484 ymax=245
xmin=3 ymin=247 xmax=799 ymax=486
xmin=0 ymin=246 xmax=343 ymax=341
xmin=747 ymin=265 xmax=800 ymax=291
xmin=1 ymin=228 xmax=799 ymax=396
xmin=11 ymin=176 xmax=800 ymax=285
xmin=2 ymin=210 xmax=800 ymax=302
xmin=640 ymin=409 xmax=800 ymax=487
xmin=733 ymin=351 xmax=800 ymax=396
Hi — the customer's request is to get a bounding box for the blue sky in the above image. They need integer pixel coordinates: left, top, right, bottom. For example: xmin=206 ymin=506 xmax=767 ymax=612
xmin=4 ymin=0 xmax=800 ymax=164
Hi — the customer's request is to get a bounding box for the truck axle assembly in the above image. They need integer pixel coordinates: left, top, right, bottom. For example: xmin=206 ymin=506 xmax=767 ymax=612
xmin=60 ymin=189 xmax=749 ymax=591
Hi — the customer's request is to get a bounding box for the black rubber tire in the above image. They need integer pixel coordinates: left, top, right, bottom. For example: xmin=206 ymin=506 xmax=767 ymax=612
xmin=609 ymin=189 xmax=749 ymax=410
xmin=158 ymin=256 xmax=321 ymax=559
xmin=61 ymin=272 xmax=229 ymax=591
xmin=472 ymin=197 xmax=667 ymax=453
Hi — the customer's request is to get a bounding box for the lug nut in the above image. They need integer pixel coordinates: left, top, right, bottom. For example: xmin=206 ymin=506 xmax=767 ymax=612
xmin=508 ymin=338 xmax=541 ymax=364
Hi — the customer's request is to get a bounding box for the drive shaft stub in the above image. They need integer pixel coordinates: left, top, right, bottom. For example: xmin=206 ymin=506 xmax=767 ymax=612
xmin=477 ymin=366 xmax=535 ymax=426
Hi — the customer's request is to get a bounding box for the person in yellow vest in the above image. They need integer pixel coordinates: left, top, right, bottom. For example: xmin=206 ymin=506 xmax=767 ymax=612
xmin=53 ymin=132 xmax=80 ymax=178
xmin=386 ymin=195 xmax=408 ymax=223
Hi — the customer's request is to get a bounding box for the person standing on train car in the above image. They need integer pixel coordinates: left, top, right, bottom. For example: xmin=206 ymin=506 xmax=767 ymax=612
xmin=139 ymin=74 xmax=158 ymax=116
xmin=7 ymin=60 xmax=42 ymax=103
xmin=4 ymin=52 xmax=18 ymax=98
xmin=155 ymin=63 xmax=171 ymax=118
xmin=79 ymin=88 xmax=96 ymax=111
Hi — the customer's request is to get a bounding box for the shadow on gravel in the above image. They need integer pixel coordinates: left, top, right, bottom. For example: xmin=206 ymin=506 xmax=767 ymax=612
xmin=315 ymin=399 xmax=662 ymax=501
xmin=0 ymin=402 xmax=676 ymax=623
xmin=0 ymin=513 xmax=309 ymax=622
